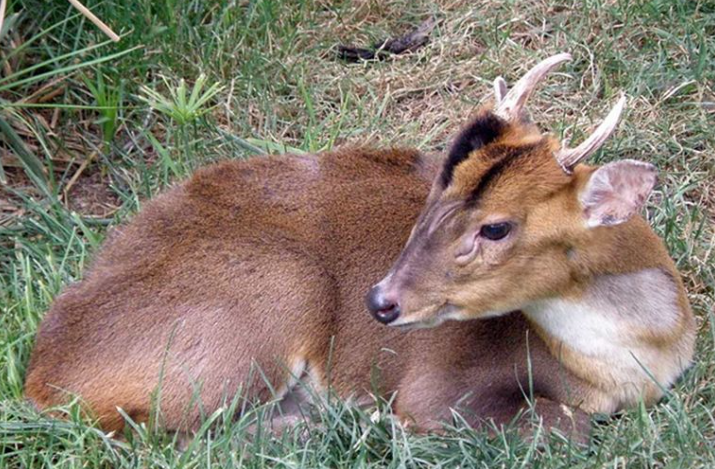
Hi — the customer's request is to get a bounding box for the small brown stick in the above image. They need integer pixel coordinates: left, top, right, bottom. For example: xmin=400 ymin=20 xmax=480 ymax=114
xmin=1 ymin=152 xmax=76 ymax=171
xmin=36 ymin=86 xmax=66 ymax=104
xmin=338 ymin=17 xmax=437 ymax=62
xmin=62 ymin=150 xmax=97 ymax=204
xmin=67 ymin=0 xmax=120 ymax=42
xmin=50 ymin=108 xmax=61 ymax=129
xmin=19 ymin=74 xmax=73 ymax=104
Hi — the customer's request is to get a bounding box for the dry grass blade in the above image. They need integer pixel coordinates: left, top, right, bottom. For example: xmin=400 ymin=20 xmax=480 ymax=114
xmin=61 ymin=150 xmax=97 ymax=205
xmin=0 ymin=0 xmax=713 ymax=467
xmin=0 ymin=0 xmax=7 ymax=42
xmin=67 ymin=0 xmax=120 ymax=42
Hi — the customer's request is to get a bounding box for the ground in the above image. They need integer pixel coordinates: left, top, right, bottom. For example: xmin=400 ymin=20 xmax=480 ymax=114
xmin=0 ymin=0 xmax=714 ymax=467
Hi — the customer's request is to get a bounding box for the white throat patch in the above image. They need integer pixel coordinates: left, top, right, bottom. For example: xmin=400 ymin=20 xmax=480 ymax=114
xmin=523 ymin=268 xmax=690 ymax=411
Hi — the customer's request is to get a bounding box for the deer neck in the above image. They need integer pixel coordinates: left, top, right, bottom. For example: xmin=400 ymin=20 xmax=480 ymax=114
xmin=522 ymin=224 xmax=695 ymax=413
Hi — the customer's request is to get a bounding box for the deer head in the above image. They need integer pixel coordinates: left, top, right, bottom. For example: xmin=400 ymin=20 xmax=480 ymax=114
xmin=366 ymin=53 xmax=657 ymax=327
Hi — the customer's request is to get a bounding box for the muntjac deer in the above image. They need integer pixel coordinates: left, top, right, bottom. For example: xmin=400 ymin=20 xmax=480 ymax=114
xmin=25 ymin=54 xmax=695 ymax=441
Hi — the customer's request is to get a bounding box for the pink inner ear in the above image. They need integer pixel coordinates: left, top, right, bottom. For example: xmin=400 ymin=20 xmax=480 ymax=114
xmin=580 ymin=160 xmax=658 ymax=227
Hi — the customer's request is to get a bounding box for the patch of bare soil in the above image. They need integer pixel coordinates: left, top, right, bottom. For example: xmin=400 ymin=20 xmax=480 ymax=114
xmin=64 ymin=170 xmax=120 ymax=218
xmin=0 ymin=161 xmax=120 ymax=229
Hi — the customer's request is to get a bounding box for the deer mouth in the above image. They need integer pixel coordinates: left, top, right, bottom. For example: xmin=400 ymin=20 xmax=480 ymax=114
xmin=388 ymin=302 xmax=461 ymax=330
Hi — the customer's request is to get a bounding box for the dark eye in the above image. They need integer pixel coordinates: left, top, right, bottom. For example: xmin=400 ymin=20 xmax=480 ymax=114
xmin=479 ymin=222 xmax=512 ymax=241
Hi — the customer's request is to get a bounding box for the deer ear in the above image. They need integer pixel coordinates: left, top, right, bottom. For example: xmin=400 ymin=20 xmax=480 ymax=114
xmin=579 ymin=160 xmax=658 ymax=228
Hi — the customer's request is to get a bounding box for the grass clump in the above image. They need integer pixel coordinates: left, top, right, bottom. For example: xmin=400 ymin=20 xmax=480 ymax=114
xmin=1 ymin=0 xmax=714 ymax=467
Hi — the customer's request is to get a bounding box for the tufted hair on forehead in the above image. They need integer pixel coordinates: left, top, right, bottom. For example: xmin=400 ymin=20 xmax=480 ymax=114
xmin=440 ymin=111 xmax=507 ymax=188
xmin=438 ymin=110 xmax=569 ymax=208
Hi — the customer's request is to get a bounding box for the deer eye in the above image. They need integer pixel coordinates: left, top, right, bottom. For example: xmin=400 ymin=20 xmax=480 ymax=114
xmin=479 ymin=222 xmax=512 ymax=241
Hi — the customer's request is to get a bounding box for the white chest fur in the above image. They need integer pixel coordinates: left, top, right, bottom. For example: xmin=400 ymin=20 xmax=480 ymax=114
xmin=523 ymin=268 xmax=691 ymax=411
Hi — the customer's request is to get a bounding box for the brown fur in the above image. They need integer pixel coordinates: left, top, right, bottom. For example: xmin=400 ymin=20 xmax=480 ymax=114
xmin=25 ymin=108 xmax=693 ymax=441
xmin=370 ymin=110 xmax=694 ymax=414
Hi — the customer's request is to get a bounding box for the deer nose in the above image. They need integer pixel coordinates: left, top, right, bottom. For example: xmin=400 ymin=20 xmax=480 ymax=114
xmin=365 ymin=286 xmax=401 ymax=324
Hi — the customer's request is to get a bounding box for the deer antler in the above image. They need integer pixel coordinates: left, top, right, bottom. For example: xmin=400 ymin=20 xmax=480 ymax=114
xmin=493 ymin=53 xmax=572 ymax=121
xmin=555 ymin=94 xmax=627 ymax=173
xmin=493 ymin=54 xmax=627 ymax=174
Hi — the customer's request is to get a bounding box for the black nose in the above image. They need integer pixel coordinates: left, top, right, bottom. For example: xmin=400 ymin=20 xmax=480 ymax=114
xmin=365 ymin=286 xmax=401 ymax=324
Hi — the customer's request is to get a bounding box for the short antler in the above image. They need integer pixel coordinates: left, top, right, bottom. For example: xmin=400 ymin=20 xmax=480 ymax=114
xmin=493 ymin=54 xmax=627 ymax=174
xmin=493 ymin=77 xmax=507 ymax=104
xmin=555 ymin=94 xmax=627 ymax=173
xmin=493 ymin=53 xmax=572 ymax=121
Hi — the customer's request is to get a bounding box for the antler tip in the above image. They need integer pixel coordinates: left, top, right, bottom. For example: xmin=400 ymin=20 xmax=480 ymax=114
xmin=551 ymin=52 xmax=573 ymax=62
xmin=494 ymin=52 xmax=573 ymax=121
xmin=493 ymin=77 xmax=507 ymax=103
xmin=556 ymin=93 xmax=628 ymax=171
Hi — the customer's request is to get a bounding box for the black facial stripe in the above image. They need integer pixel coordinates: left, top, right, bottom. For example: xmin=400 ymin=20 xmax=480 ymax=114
xmin=440 ymin=113 xmax=506 ymax=188
xmin=466 ymin=143 xmax=537 ymax=206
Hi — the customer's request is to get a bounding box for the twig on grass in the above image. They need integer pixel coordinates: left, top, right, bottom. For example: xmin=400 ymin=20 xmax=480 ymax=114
xmin=67 ymin=0 xmax=120 ymax=43
xmin=337 ymin=17 xmax=437 ymax=62
xmin=62 ymin=150 xmax=98 ymax=205
xmin=0 ymin=0 xmax=7 ymax=42
xmin=18 ymin=74 xmax=74 ymax=104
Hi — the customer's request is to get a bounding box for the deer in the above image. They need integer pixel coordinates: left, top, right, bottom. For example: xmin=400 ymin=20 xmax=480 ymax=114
xmin=25 ymin=54 xmax=695 ymax=443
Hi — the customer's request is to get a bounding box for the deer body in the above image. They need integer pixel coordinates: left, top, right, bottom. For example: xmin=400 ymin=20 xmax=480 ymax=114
xmin=25 ymin=55 xmax=695 ymax=439
xmin=24 ymin=149 xmax=578 ymax=432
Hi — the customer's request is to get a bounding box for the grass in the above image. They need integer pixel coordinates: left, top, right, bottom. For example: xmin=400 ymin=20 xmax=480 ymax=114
xmin=1 ymin=0 xmax=714 ymax=466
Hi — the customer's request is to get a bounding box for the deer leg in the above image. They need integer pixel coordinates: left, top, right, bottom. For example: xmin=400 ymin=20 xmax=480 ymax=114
xmin=394 ymin=377 xmax=591 ymax=444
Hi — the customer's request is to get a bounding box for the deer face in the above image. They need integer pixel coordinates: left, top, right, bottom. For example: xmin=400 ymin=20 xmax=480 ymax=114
xmin=366 ymin=54 xmax=657 ymax=327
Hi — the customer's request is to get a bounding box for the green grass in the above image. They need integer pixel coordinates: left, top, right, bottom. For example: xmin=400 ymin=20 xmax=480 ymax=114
xmin=1 ymin=0 xmax=714 ymax=466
